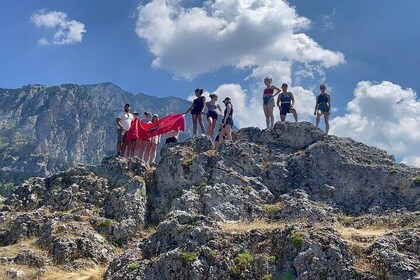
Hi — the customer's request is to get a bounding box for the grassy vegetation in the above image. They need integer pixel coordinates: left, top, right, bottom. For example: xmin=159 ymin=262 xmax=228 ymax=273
xmin=234 ymin=250 xmax=253 ymax=270
xmin=289 ymin=232 xmax=304 ymax=247
xmin=262 ymin=273 xmax=273 ymax=280
xmin=220 ymin=220 xmax=287 ymax=233
xmin=263 ymin=203 xmax=284 ymax=214
xmin=98 ymin=219 xmax=115 ymax=229
xmin=128 ymin=263 xmax=139 ymax=270
xmin=208 ymin=250 xmax=217 ymax=262
xmin=134 ymin=175 xmax=145 ymax=185
xmin=180 ymin=252 xmax=198 ymax=264
xmin=388 ymin=169 xmax=398 ymax=174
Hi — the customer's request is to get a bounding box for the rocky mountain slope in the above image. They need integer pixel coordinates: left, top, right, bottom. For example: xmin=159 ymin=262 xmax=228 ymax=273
xmin=0 ymin=83 xmax=192 ymax=193
xmin=0 ymin=122 xmax=419 ymax=280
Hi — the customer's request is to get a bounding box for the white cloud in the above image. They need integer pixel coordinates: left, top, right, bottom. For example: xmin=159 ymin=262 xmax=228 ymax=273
xmin=136 ymin=0 xmax=345 ymax=131
xmin=135 ymin=0 xmax=345 ymax=80
xmin=321 ymin=8 xmax=336 ymax=31
xmin=330 ymin=81 xmax=420 ymax=167
xmin=31 ymin=10 xmax=86 ymax=45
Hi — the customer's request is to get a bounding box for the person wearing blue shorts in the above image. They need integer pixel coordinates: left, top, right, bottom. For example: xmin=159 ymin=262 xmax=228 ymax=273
xmin=277 ymin=83 xmax=298 ymax=123
xmin=314 ymin=84 xmax=331 ymax=134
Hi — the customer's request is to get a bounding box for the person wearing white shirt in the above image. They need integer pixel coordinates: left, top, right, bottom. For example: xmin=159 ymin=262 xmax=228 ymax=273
xmin=116 ymin=103 xmax=134 ymax=156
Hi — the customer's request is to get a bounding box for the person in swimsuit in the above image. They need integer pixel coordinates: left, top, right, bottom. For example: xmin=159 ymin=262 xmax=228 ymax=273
xmin=165 ymin=128 xmax=180 ymax=144
xmin=128 ymin=112 xmax=140 ymax=158
xmin=314 ymin=84 xmax=331 ymax=134
xmin=139 ymin=111 xmax=152 ymax=161
xmin=148 ymin=114 xmax=161 ymax=164
xmin=262 ymin=77 xmax=281 ymax=129
xmin=218 ymin=97 xmax=234 ymax=145
xmin=184 ymin=88 xmax=206 ymax=135
xmin=204 ymin=93 xmax=223 ymax=139
xmin=277 ymin=83 xmax=298 ymax=123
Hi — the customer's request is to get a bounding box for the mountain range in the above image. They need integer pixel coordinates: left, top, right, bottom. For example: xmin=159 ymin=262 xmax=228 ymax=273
xmin=0 ymin=83 xmax=192 ymax=194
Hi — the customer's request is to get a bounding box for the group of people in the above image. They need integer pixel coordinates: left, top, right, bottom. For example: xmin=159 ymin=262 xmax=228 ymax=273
xmin=184 ymin=88 xmax=234 ymax=144
xmin=116 ymin=79 xmax=331 ymax=160
xmin=116 ymin=105 xmax=179 ymax=164
xmin=263 ymin=77 xmax=331 ymax=133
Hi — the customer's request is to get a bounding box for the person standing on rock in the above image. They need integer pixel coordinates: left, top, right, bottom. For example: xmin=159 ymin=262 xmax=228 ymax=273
xmin=128 ymin=112 xmax=140 ymax=157
xmin=314 ymin=84 xmax=331 ymax=134
xmin=204 ymin=93 xmax=223 ymax=139
xmin=277 ymin=83 xmax=298 ymax=123
xmin=148 ymin=114 xmax=161 ymax=165
xmin=184 ymin=88 xmax=206 ymax=136
xmin=116 ymin=103 xmax=134 ymax=157
xmin=218 ymin=97 xmax=234 ymax=145
xmin=139 ymin=111 xmax=152 ymax=161
xmin=263 ymin=77 xmax=281 ymax=129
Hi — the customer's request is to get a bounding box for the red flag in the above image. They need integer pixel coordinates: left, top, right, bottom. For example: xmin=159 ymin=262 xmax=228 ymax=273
xmin=125 ymin=114 xmax=185 ymax=143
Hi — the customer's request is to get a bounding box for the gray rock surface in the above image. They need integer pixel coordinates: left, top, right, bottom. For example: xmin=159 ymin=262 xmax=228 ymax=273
xmin=1 ymin=122 xmax=419 ymax=279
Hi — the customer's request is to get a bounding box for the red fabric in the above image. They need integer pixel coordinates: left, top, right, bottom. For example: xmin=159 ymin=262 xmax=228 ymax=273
xmin=125 ymin=114 xmax=185 ymax=143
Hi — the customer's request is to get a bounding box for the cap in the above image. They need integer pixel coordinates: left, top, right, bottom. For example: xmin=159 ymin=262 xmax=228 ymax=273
xmin=152 ymin=114 xmax=159 ymax=118
xmin=281 ymin=83 xmax=288 ymax=87
xmin=133 ymin=112 xmax=139 ymax=115
xmin=222 ymin=97 xmax=231 ymax=102
xmin=144 ymin=111 xmax=151 ymax=116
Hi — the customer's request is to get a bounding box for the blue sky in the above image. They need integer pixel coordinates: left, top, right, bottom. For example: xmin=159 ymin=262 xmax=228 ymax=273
xmin=0 ymin=0 xmax=419 ymax=166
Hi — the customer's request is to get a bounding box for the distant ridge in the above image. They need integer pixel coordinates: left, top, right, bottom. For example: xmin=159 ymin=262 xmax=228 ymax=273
xmin=0 ymin=83 xmax=192 ymax=192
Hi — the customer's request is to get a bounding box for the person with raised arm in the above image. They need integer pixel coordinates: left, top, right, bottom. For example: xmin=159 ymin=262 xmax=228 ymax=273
xmin=262 ymin=77 xmax=281 ymax=129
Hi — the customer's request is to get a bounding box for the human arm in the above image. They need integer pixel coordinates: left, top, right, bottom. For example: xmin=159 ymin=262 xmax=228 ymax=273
xmin=116 ymin=113 xmax=124 ymax=130
xmin=217 ymin=104 xmax=223 ymax=114
xmin=184 ymin=103 xmax=194 ymax=115
xmin=314 ymin=96 xmax=319 ymax=115
xmin=276 ymin=94 xmax=281 ymax=108
xmin=290 ymin=92 xmax=295 ymax=106
xmin=272 ymin=85 xmax=281 ymax=98
xmin=327 ymin=94 xmax=331 ymax=114
xmin=200 ymin=96 xmax=206 ymax=114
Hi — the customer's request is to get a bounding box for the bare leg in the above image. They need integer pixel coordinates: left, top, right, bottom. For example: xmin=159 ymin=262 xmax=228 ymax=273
xmin=198 ymin=114 xmax=205 ymax=134
xmin=134 ymin=139 xmax=141 ymax=158
xmin=143 ymin=141 xmax=152 ymax=162
xmin=263 ymin=105 xmax=270 ymax=128
xmin=268 ymin=103 xmax=275 ymax=128
xmin=149 ymin=143 xmax=157 ymax=163
xmin=316 ymin=112 xmax=321 ymax=128
xmin=140 ymin=140 xmax=147 ymax=160
xmin=192 ymin=114 xmax=198 ymax=135
xmin=324 ymin=113 xmax=330 ymax=134
xmin=291 ymin=108 xmax=298 ymax=122
xmin=225 ymin=124 xmax=232 ymax=140
xmin=129 ymin=140 xmax=135 ymax=157
xmin=280 ymin=114 xmax=286 ymax=123
xmin=206 ymin=117 xmax=213 ymax=136
xmin=116 ymin=141 xmax=121 ymax=156
xmin=218 ymin=127 xmax=226 ymax=145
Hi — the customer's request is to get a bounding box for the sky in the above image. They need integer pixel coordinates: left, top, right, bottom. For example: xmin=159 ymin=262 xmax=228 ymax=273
xmin=0 ymin=0 xmax=419 ymax=167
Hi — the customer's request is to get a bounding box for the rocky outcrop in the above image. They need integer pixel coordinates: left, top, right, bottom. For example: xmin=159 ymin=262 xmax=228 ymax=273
xmin=1 ymin=122 xmax=419 ymax=279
